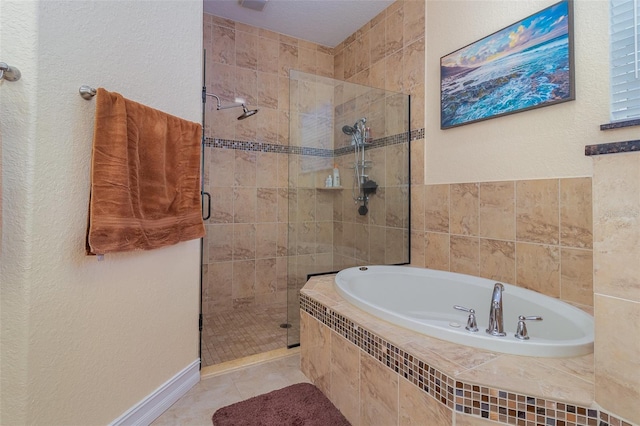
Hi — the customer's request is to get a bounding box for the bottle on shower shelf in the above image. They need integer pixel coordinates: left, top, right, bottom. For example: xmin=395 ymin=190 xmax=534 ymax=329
xmin=333 ymin=164 xmax=340 ymax=187
xmin=325 ymin=174 xmax=333 ymax=188
xmin=365 ymin=127 xmax=372 ymax=143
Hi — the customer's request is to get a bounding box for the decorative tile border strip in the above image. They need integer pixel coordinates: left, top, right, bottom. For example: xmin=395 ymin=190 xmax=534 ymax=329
xmin=334 ymin=128 xmax=425 ymax=157
xmin=203 ymin=128 xmax=424 ymax=157
xmin=204 ymin=138 xmax=299 ymax=154
xmin=300 ymin=292 xmax=635 ymax=426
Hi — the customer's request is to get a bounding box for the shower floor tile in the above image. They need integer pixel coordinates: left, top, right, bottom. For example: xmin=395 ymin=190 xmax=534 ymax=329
xmin=201 ymin=302 xmax=290 ymax=367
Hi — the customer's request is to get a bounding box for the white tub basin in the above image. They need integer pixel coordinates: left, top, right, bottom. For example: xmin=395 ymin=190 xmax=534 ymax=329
xmin=334 ymin=265 xmax=594 ymax=357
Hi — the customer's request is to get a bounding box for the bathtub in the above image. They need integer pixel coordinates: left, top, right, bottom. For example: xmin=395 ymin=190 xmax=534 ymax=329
xmin=334 ymin=265 xmax=594 ymax=357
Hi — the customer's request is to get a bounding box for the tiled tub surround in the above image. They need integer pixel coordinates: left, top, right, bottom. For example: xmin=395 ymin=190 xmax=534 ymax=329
xmin=588 ymin=144 xmax=640 ymax=425
xmin=410 ymin=177 xmax=594 ymax=309
xmin=300 ymin=275 xmax=634 ymax=426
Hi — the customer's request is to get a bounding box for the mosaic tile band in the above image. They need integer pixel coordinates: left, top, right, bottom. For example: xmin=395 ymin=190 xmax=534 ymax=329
xmin=299 ymin=293 xmax=634 ymax=426
xmin=204 ymin=128 xmax=424 ymax=156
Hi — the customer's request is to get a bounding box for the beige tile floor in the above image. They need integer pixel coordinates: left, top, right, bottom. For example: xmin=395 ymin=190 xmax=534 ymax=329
xmin=201 ymin=302 xmax=289 ymax=367
xmin=152 ymin=352 xmax=310 ymax=425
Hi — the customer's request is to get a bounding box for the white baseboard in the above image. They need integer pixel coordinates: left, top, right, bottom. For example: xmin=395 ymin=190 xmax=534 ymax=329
xmin=110 ymin=359 xmax=200 ymax=426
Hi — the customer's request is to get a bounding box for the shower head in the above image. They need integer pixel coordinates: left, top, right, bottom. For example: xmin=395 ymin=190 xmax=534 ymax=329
xmin=342 ymin=125 xmax=356 ymax=135
xmin=204 ymin=92 xmax=258 ymax=120
xmin=237 ymin=104 xmax=258 ymax=120
xmin=343 ymin=118 xmax=367 ymax=136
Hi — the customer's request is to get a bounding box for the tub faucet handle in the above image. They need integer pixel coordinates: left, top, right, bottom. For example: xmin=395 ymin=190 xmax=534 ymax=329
xmin=453 ymin=305 xmax=479 ymax=332
xmin=514 ymin=315 xmax=543 ymax=340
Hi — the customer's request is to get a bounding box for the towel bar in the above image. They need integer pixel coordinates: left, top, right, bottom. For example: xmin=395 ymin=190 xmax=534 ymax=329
xmin=79 ymin=85 xmax=96 ymax=100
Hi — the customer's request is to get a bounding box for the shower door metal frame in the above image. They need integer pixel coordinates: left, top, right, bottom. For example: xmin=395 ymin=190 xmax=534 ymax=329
xmin=198 ymin=49 xmax=209 ymax=369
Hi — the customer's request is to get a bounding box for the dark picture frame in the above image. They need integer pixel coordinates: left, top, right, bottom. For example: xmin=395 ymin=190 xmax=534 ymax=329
xmin=440 ymin=0 xmax=575 ymax=129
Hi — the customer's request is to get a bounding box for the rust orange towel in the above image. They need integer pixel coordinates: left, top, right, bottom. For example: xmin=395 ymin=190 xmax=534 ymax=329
xmin=87 ymin=88 xmax=204 ymax=254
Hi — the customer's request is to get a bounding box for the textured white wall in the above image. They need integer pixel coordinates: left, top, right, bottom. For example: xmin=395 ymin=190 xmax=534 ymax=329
xmin=0 ymin=1 xmax=203 ymax=424
xmin=425 ymin=0 xmax=639 ymax=184
xmin=0 ymin=2 xmax=40 ymax=422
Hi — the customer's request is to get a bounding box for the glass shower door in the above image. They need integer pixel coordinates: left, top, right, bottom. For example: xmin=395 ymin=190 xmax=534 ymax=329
xmin=286 ymin=70 xmax=411 ymax=347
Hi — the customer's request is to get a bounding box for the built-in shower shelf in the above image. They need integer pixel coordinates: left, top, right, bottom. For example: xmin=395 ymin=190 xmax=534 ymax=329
xmin=317 ymin=186 xmax=344 ymax=190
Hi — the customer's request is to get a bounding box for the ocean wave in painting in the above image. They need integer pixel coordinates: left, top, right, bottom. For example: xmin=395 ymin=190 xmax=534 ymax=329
xmin=441 ymin=35 xmax=571 ymax=128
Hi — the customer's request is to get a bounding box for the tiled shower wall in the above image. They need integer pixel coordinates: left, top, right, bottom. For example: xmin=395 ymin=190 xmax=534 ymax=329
xmin=334 ymin=0 xmax=425 ymax=132
xmin=286 ymin=69 xmax=412 ymax=288
xmin=284 ymin=72 xmax=413 ymax=338
xmin=409 ymin=178 xmax=594 ymax=308
xmin=330 ymin=0 xmax=426 ymax=273
xmin=331 ymin=143 xmax=409 ymax=270
xmin=286 ymin=73 xmax=337 ymax=290
xmin=203 ymin=14 xmax=333 ymax=143
xmin=202 ymin=14 xmax=334 ymax=312
xmin=331 ymin=0 xmax=426 ymax=271
xmin=203 ymin=0 xmax=427 ymax=313
xmin=202 ymin=144 xmax=290 ymax=312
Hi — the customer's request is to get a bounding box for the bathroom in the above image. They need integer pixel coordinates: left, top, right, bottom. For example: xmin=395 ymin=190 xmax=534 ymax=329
xmin=1 ymin=0 xmax=638 ymax=425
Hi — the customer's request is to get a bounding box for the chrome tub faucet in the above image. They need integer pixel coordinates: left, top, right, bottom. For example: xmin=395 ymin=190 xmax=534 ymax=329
xmin=486 ymin=283 xmax=506 ymax=336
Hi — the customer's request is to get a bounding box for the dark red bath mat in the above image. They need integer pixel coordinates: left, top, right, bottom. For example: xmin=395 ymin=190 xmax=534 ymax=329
xmin=211 ymin=382 xmax=351 ymax=426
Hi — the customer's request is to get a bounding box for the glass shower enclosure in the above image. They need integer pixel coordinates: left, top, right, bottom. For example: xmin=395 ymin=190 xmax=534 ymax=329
xmin=286 ymin=70 xmax=411 ymax=347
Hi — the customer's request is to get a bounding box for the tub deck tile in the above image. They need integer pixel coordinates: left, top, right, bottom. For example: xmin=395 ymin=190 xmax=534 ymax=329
xmin=300 ymin=275 xmax=611 ymax=426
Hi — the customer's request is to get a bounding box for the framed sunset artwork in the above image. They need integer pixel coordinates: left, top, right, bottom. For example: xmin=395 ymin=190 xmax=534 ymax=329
xmin=440 ymin=0 xmax=575 ymax=129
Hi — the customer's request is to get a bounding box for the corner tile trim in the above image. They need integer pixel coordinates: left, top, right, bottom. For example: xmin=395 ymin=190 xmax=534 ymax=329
xmin=584 ymin=140 xmax=640 ymax=156
xmin=599 ymin=119 xmax=640 ymax=130
xmin=300 ymin=293 xmax=635 ymax=426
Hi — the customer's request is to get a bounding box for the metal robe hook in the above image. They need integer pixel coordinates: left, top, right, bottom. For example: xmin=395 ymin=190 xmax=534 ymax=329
xmin=0 ymin=62 xmax=21 ymax=82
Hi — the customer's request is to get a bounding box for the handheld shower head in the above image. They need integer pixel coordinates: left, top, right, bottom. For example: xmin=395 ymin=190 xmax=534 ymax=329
xmin=237 ymin=104 xmax=258 ymax=120
xmin=342 ymin=125 xmax=356 ymax=135
xmin=342 ymin=117 xmax=368 ymax=136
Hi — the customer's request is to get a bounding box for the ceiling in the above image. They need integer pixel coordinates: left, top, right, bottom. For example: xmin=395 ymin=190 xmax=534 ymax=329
xmin=202 ymin=0 xmax=396 ymax=48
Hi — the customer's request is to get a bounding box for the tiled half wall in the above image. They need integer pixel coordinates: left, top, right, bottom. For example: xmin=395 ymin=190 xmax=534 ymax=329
xmin=299 ymin=290 xmax=633 ymax=426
